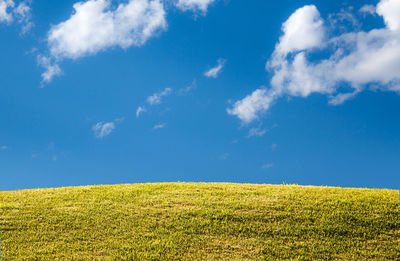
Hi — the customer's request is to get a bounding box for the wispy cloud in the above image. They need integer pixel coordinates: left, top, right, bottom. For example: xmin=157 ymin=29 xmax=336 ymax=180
xmin=219 ymin=152 xmax=230 ymax=160
xmin=37 ymin=55 xmax=62 ymax=85
xmin=1 ymin=145 xmax=8 ymax=150
xmin=13 ymin=1 xmax=33 ymax=33
xmin=92 ymin=118 xmax=124 ymax=138
xmin=92 ymin=122 xmax=115 ymax=138
xmin=147 ymin=88 xmax=172 ymax=105
xmin=247 ymin=126 xmax=267 ymax=138
xmin=136 ymin=106 xmax=146 ymax=118
xmin=175 ymin=0 xmax=216 ymax=14
xmin=262 ymin=163 xmax=274 ymax=169
xmin=204 ymin=58 xmax=226 ymax=78
xmin=114 ymin=117 xmax=125 ymax=124
xmin=359 ymin=4 xmax=376 ymax=15
xmin=0 ymin=0 xmax=33 ymax=32
xmin=0 ymin=0 xmax=14 ymax=23
xmin=153 ymin=123 xmax=166 ymax=130
xmin=178 ymin=80 xmax=196 ymax=95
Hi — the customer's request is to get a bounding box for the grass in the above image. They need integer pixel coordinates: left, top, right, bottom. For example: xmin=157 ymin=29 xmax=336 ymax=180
xmin=0 ymin=183 xmax=399 ymax=260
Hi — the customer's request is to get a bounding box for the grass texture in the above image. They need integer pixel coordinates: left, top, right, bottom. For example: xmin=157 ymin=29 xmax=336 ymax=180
xmin=0 ymin=183 xmax=399 ymax=260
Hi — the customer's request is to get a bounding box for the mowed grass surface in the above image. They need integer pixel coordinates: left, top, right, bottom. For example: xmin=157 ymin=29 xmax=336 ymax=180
xmin=0 ymin=183 xmax=399 ymax=260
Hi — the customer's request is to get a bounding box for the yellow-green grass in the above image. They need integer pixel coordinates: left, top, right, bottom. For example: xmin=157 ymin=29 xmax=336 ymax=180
xmin=0 ymin=183 xmax=399 ymax=260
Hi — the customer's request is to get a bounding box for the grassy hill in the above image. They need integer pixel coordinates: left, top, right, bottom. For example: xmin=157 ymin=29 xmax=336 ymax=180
xmin=0 ymin=183 xmax=399 ymax=260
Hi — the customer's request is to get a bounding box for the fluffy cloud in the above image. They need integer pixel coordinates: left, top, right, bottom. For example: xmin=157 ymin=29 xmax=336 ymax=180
xmin=229 ymin=0 xmax=400 ymax=123
xmin=204 ymin=58 xmax=226 ymax=78
xmin=38 ymin=0 xmax=220 ymax=83
xmin=147 ymin=87 xmax=172 ymax=105
xmin=0 ymin=0 xmax=32 ymax=32
xmin=377 ymin=0 xmax=400 ymax=30
xmin=176 ymin=0 xmax=215 ymax=13
xmin=227 ymin=89 xmax=277 ymax=123
xmin=40 ymin=0 xmax=167 ymax=82
xmin=275 ymin=5 xmax=324 ymax=55
xmin=48 ymin=0 xmax=166 ymax=60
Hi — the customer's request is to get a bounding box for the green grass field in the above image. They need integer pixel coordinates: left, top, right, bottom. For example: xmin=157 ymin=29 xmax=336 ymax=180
xmin=0 ymin=183 xmax=399 ymax=260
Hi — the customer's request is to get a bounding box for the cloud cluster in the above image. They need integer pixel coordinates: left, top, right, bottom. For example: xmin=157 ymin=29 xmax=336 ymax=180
xmin=39 ymin=0 xmax=218 ymax=83
xmin=0 ymin=0 xmax=33 ymax=32
xmin=135 ymin=87 xmax=172 ymax=119
xmin=229 ymin=0 xmax=400 ymax=123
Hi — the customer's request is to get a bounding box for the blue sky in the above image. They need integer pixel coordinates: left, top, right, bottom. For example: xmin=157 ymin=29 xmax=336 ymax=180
xmin=1 ymin=0 xmax=400 ymax=190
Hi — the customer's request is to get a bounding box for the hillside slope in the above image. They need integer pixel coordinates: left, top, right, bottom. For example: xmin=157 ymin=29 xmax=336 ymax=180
xmin=0 ymin=183 xmax=399 ymax=260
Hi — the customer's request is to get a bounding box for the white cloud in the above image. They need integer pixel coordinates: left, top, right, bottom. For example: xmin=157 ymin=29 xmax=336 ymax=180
xmin=229 ymin=0 xmax=400 ymax=123
xmin=176 ymin=0 xmax=215 ymax=13
xmin=92 ymin=122 xmax=115 ymax=138
xmin=262 ymin=163 xmax=274 ymax=169
xmin=0 ymin=0 xmax=14 ymax=23
xmin=227 ymin=88 xmax=277 ymax=124
xmin=114 ymin=117 xmax=125 ymax=124
xmin=247 ymin=126 xmax=267 ymax=138
xmin=359 ymin=4 xmax=376 ymax=15
xmin=328 ymin=7 xmax=360 ymax=32
xmin=37 ymin=55 xmax=62 ymax=84
xmin=377 ymin=0 xmax=400 ymax=31
xmin=0 ymin=0 xmax=32 ymax=31
xmin=14 ymin=1 xmax=33 ymax=33
xmin=204 ymin=58 xmax=226 ymax=78
xmin=274 ymin=5 xmax=324 ymax=55
xmin=153 ymin=123 xmax=166 ymax=129
xmin=136 ymin=106 xmax=146 ymax=117
xmin=41 ymin=0 xmax=167 ymax=83
xmin=178 ymin=80 xmax=196 ymax=95
xmin=48 ymin=0 xmax=166 ymax=59
xmin=1 ymin=145 xmax=8 ymax=150
xmin=92 ymin=117 xmax=124 ymax=138
xmin=147 ymin=87 xmax=172 ymax=105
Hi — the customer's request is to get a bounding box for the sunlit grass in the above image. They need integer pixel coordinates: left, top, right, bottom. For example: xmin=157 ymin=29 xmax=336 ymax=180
xmin=1 ymin=183 xmax=399 ymax=260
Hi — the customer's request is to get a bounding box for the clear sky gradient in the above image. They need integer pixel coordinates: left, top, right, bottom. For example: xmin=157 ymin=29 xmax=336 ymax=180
xmin=1 ymin=0 xmax=399 ymax=190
